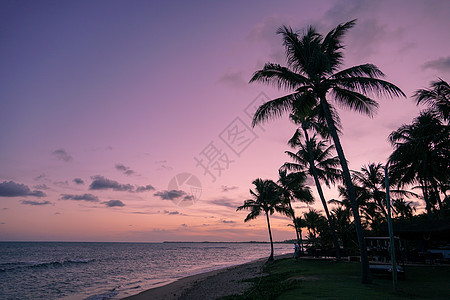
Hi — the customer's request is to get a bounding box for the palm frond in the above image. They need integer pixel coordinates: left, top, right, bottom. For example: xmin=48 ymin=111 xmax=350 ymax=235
xmin=251 ymin=93 xmax=296 ymax=127
xmin=250 ymin=63 xmax=310 ymax=90
xmin=331 ymin=64 xmax=384 ymax=79
xmin=332 ymin=77 xmax=406 ymax=99
xmin=331 ymin=87 xmax=379 ymax=117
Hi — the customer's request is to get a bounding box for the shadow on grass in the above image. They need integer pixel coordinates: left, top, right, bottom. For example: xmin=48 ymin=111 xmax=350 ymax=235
xmin=220 ymin=258 xmax=450 ymax=299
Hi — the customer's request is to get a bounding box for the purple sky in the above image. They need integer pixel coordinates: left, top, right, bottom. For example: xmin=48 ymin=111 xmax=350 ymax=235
xmin=1 ymin=0 xmax=449 ymax=242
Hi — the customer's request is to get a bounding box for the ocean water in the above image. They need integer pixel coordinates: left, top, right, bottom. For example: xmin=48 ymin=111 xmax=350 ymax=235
xmin=0 ymin=242 xmax=293 ymax=299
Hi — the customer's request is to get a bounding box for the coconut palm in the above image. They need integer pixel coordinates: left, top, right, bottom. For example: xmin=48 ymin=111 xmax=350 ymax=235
xmin=288 ymin=216 xmax=308 ymax=253
xmin=352 ymin=162 xmax=415 ymax=219
xmin=389 ymin=111 xmax=449 ymax=218
xmin=283 ymin=135 xmax=342 ymax=259
xmin=237 ymin=178 xmax=286 ymax=262
xmin=413 ymin=78 xmax=449 ymax=122
xmin=250 ymin=20 xmax=405 ymax=283
xmin=277 ymin=169 xmax=314 ymax=248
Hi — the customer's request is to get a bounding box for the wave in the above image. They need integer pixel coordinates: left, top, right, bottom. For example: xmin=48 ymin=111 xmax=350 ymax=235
xmin=0 ymin=259 xmax=95 ymax=272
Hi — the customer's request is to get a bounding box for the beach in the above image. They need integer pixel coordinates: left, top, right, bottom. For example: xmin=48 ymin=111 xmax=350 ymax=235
xmin=124 ymin=254 xmax=290 ymax=300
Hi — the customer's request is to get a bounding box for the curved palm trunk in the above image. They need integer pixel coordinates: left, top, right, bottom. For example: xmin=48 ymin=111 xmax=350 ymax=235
xmin=288 ymin=201 xmax=302 ymax=251
xmin=303 ymin=128 xmax=341 ymax=260
xmin=265 ymin=211 xmax=274 ymax=262
xmin=320 ymin=97 xmax=371 ymax=284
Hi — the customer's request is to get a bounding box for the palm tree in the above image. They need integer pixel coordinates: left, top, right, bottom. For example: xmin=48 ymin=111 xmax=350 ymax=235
xmin=352 ymin=163 xmax=415 ymax=219
xmin=283 ymin=135 xmax=342 ymax=259
xmin=289 ymin=216 xmax=307 ymax=253
xmin=413 ymin=78 xmax=449 ymax=122
xmin=277 ymin=169 xmax=314 ymax=248
xmin=249 ymin=20 xmax=405 ymax=283
xmin=389 ymin=111 xmax=449 ymax=218
xmin=236 ymin=178 xmax=286 ymax=262
xmin=392 ymin=198 xmax=416 ymax=220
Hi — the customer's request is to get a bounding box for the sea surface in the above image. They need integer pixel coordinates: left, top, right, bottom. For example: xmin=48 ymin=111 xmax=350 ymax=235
xmin=0 ymin=242 xmax=293 ymax=299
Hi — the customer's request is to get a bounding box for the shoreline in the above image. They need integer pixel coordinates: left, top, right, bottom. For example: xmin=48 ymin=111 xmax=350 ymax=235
xmin=123 ymin=254 xmax=291 ymax=300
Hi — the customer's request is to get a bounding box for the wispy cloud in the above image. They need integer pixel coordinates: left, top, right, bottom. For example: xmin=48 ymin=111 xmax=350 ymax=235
xmin=136 ymin=185 xmax=155 ymax=192
xmin=89 ymin=175 xmax=154 ymax=192
xmin=221 ymin=220 xmax=236 ymax=224
xmin=209 ymin=198 xmax=240 ymax=209
xmin=52 ymin=149 xmax=73 ymax=162
xmin=115 ymin=164 xmax=137 ymax=176
xmin=73 ymin=178 xmax=84 ymax=185
xmin=221 ymin=185 xmax=238 ymax=192
xmin=102 ymin=200 xmax=125 ymax=207
xmin=33 ymin=184 xmax=49 ymax=190
xmin=422 ymin=56 xmax=450 ymax=72
xmin=218 ymin=70 xmax=248 ymax=89
xmin=0 ymin=181 xmax=46 ymax=198
xmin=60 ymin=193 xmax=99 ymax=202
xmin=154 ymin=190 xmax=192 ymax=201
xmin=21 ymin=200 xmax=52 ymax=206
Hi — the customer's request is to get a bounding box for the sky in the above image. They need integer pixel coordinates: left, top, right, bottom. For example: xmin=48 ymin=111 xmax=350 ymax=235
xmin=1 ymin=0 xmax=449 ymax=242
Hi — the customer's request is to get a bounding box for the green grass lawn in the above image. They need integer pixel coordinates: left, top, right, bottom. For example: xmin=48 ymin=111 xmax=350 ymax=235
xmin=221 ymin=258 xmax=450 ymax=299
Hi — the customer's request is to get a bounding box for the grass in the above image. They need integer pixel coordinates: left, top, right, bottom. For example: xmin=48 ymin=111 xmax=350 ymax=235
xmin=220 ymin=258 xmax=450 ymax=299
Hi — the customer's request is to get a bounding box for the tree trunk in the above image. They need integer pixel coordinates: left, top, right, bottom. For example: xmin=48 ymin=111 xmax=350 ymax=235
xmin=288 ymin=201 xmax=302 ymax=249
xmin=303 ymin=128 xmax=341 ymax=260
xmin=431 ymin=179 xmax=444 ymax=219
xmin=266 ymin=211 xmax=274 ymax=262
xmin=320 ymin=96 xmax=371 ymax=284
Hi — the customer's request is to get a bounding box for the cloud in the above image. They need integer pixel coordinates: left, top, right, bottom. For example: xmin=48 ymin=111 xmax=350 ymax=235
xmin=89 ymin=175 xmax=153 ymax=193
xmin=21 ymin=200 xmax=52 ymax=206
xmin=34 ymin=174 xmax=47 ymax=181
xmin=422 ymin=56 xmax=450 ymax=72
xmin=60 ymin=193 xmax=99 ymax=202
xmin=163 ymin=210 xmax=180 ymax=215
xmin=248 ymin=15 xmax=288 ymax=63
xmin=136 ymin=185 xmax=155 ymax=192
xmin=219 ymin=70 xmax=248 ymax=89
xmin=73 ymin=178 xmax=84 ymax=185
xmin=221 ymin=185 xmax=238 ymax=192
xmin=102 ymin=200 xmax=125 ymax=207
xmin=115 ymin=164 xmax=137 ymax=176
xmin=33 ymin=184 xmax=49 ymax=190
xmin=181 ymin=224 xmax=188 ymax=227
xmin=89 ymin=176 xmax=134 ymax=192
xmin=154 ymin=190 xmax=188 ymax=200
xmin=221 ymin=220 xmax=236 ymax=224
xmin=0 ymin=181 xmax=46 ymax=198
xmin=52 ymin=149 xmax=73 ymax=162
xmin=209 ymin=198 xmax=240 ymax=209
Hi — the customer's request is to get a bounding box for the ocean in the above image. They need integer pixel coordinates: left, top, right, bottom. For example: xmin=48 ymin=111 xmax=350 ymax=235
xmin=0 ymin=242 xmax=293 ymax=299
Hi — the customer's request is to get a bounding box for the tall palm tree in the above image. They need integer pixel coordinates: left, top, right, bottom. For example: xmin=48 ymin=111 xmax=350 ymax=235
xmin=283 ymin=135 xmax=342 ymax=259
xmin=277 ymin=169 xmax=314 ymax=248
xmin=413 ymin=78 xmax=449 ymax=122
xmin=249 ymin=20 xmax=405 ymax=283
xmin=236 ymin=178 xmax=286 ymax=262
xmin=389 ymin=111 xmax=449 ymax=218
xmin=289 ymin=216 xmax=307 ymax=253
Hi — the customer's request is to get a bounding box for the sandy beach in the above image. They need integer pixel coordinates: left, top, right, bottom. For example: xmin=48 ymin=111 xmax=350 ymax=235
xmin=124 ymin=254 xmax=291 ymax=300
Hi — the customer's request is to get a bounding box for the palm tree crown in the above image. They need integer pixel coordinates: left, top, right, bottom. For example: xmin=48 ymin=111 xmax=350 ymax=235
xmin=237 ymin=178 xmax=286 ymax=261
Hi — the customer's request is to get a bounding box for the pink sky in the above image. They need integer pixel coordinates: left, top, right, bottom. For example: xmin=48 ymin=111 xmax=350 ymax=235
xmin=1 ymin=0 xmax=449 ymax=242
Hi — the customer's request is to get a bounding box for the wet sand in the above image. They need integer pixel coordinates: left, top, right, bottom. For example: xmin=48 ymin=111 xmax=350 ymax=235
xmin=124 ymin=254 xmax=290 ymax=300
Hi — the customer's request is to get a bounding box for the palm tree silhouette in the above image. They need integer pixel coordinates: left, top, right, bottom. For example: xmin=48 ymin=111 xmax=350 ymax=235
xmin=249 ymin=20 xmax=405 ymax=283
xmin=414 ymin=78 xmax=449 ymax=122
xmin=389 ymin=111 xmax=449 ymax=218
xmin=237 ymin=178 xmax=286 ymax=262
xmin=283 ymin=135 xmax=342 ymax=259
xmin=289 ymin=216 xmax=308 ymax=253
xmin=277 ymin=169 xmax=314 ymax=250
